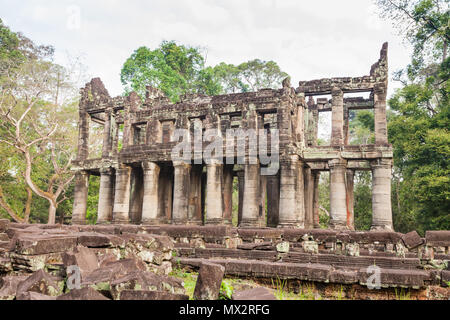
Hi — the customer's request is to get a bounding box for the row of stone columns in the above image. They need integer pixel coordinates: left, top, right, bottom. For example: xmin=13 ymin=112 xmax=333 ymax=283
xmin=72 ymin=157 xmax=393 ymax=230
xmin=328 ymin=158 xmax=393 ymax=230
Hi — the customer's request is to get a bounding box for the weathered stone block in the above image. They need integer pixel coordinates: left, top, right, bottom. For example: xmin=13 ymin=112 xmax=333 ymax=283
xmin=402 ymin=231 xmax=424 ymax=249
xmin=329 ymin=269 xmax=358 ymax=284
xmin=16 ymin=291 xmax=57 ymax=300
xmin=0 ymin=275 xmax=28 ymax=300
xmin=0 ymin=233 xmax=9 ymax=241
xmin=232 ymin=287 xmax=276 ymax=300
xmin=76 ymin=232 xmax=125 ymax=248
xmin=57 ymin=287 xmax=110 ymax=300
xmin=119 ymin=290 xmax=189 ymax=300
xmin=358 ymin=268 xmax=431 ymax=289
xmin=193 ymin=262 xmax=225 ymax=300
xmin=15 ymin=234 xmax=78 ymax=255
xmin=425 ymin=231 xmax=450 ymax=247
xmin=62 ymin=245 xmax=99 ymax=280
xmin=16 ymin=270 xmax=64 ymax=296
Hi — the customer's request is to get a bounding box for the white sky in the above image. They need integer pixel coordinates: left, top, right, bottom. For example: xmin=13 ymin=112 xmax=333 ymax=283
xmin=1 ymin=0 xmax=412 ymax=98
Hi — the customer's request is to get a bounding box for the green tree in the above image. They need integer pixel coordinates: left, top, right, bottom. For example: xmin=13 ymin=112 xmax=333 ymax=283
xmin=120 ymin=41 xmax=221 ymax=102
xmin=376 ymin=0 xmax=449 ymax=233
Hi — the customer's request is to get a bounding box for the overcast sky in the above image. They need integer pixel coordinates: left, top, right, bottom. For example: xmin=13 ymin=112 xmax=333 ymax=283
xmin=1 ymin=0 xmax=412 ymax=97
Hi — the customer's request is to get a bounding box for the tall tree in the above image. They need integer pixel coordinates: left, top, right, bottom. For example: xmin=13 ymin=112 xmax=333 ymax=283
xmin=0 ymin=20 xmax=80 ymax=224
xmin=376 ymin=0 xmax=449 ymax=233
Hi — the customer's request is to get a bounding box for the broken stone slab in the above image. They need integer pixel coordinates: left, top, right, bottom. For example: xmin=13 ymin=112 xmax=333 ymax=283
xmin=16 ymin=269 xmax=64 ymax=297
xmin=8 ymin=252 xmax=64 ymax=273
xmin=15 ymin=234 xmax=78 ymax=255
xmin=119 ymin=290 xmax=189 ymax=300
xmin=402 ymin=231 xmax=424 ymax=249
xmin=0 ymin=275 xmax=29 ymax=300
xmin=76 ymin=232 xmax=125 ymax=248
xmin=57 ymin=287 xmax=110 ymax=300
xmin=193 ymin=261 xmax=225 ymax=300
xmin=358 ymin=267 xmax=431 ymax=289
xmin=62 ymin=245 xmax=99 ymax=280
xmin=0 ymin=219 xmax=9 ymax=232
xmin=232 ymin=287 xmax=276 ymax=300
xmin=16 ymin=291 xmax=57 ymax=300
xmin=121 ymin=233 xmax=173 ymax=265
xmin=81 ymin=258 xmax=148 ymax=291
xmin=109 ymin=270 xmax=185 ymax=300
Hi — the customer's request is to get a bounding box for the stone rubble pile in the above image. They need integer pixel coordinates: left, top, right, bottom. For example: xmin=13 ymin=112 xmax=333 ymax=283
xmin=0 ymin=220 xmax=188 ymax=300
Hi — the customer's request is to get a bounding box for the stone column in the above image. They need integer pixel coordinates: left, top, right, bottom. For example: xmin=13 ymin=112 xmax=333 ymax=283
xmin=172 ymin=162 xmax=191 ymax=224
xmin=343 ymin=106 xmax=350 ymax=145
xmin=158 ymin=166 xmax=173 ymax=223
xmin=222 ymin=165 xmax=234 ymax=225
xmin=371 ymin=159 xmax=393 ymax=230
xmin=278 ymin=156 xmax=304 ymax=228
xmin=72 ymin=171 xmax=89 ymax=225
xmin=76 ymin=110 xmax=89 ymax=160
xmin=112 ymin=165 xmax=132 ymax=224
xmin=258 ymin=175 xmax=267 ymax=227
xmin=266 ymin=174 xmax=280 ymax=227
xmin=331 ymin=87 xmax=344 ymax=146
xmin=312 ymin=171 xmax=321 ymax=228
xmin=240 ymin=162 xmax=260 ymax=227
xmin=102 ymin=108 xmax=112 ymax=158
xmin=129 ymin=167 xmax=144 ymax=224
xmin=374 ymin=84 xmax=389 ymax=145
xmin=304 ymin=166 xmax=314 ymax=229
xmin=205 ymin=162 xmax=224 ymax=225
xmin=97 ymin=168 xmax=115 ymax=224
xmin=329 ymin=159 xmax=348 ymax=229
xmin=141 ymin=161 xmax=160 ymax=225
xmin=188 ymin=165 xmax=203 ymax=225
xmin=346 ymin=169 xmax=355 ymax=230
xmin=237 ymin=170 xmax=244 ymax=226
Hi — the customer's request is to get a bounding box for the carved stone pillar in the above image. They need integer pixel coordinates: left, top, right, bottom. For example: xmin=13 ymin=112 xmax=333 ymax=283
xmin=72 ymin=171 xmax=89 ymax=225
xmin=240 ymin=162 xmax=260 ymax=227
xmin=346 ymin=169 xmax=355 ymax=230
xmin=237 ymin=170 xmax=244 ymax=226
xmin=97 ymin=168 xmax=114 ymax=224
xmin=205 ymin=162 xmax=224 ymax=225
xmin=329 ymin=159 xmax=348 ymax=229
xmin=222 ymin=165 xmax=234 ymax=225
xmin=371 ymin=159 xmax=393 ymax=230
xmin=312 ymin=171 xmax=321 ymax=228
xmin=141 ymin=161 xmax=161 ymax=225
xmin=188 ymin=165 xmax=203 ymax=225
xmin=172 ymin=162 xmax=191 ymax=224
xmin=374 ymin=84 xmax=389 ymax=145
xmin=278 ymin=156 xmax=304 ymax=228
xmin=112 ymin=165 xmax=132 ymax=224
xmin=331 ymin=87 xmax=344 ymax=146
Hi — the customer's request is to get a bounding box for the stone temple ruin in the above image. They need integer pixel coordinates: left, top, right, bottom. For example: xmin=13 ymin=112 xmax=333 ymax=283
xmin=71 ymin=43 xmax=393 ymax=231
xmin=0 ymin=44 xmax=449 ymax=300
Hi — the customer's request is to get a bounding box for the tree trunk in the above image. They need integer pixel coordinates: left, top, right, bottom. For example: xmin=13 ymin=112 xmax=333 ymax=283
xmin=48 ymin=201 xmax=57 ymax=225
xmin=24 ymin=187 xmax=32 ymax=223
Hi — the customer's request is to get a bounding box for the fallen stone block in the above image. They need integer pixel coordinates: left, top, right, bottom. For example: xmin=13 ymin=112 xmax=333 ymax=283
xmin=57 ymin=287 xmax=110 ymax=300
xmin=63 ymin=245 xmax=99 ymax=280
xmin=0 ymin=233 xmax=9 ymax=241
xmin=0 ymin=275 xmax=29 ymax=300
xmin=402 ymin=231 xmax=424 ymax=249
xmin=237 ymin=242 xmax=274 ymax=251
xmin=109 ymin=270 xmax=185 ymax=300
xmin=193 ymin=261 xmax=225 ymax=300
xmin=232 ymin=287 xmax=276 ymax=300
xmin=16 ymin=269 xmax=64 ymax=296
xmin=15 ymin=234 xmax=78 ymax=255
xmin=441 ymin=270 xmax=450 ymax=287
xmin=16 ymin=291 xmax=57 ymax=300
xmin=76 ymin=232 xmax=125 ymax=248
xmin=119 ymin=290 xmax=189 ymax=300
